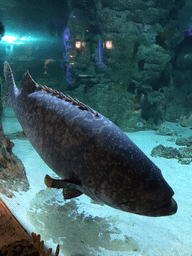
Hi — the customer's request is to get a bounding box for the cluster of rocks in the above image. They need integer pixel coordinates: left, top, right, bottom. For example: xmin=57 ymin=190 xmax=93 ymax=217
xmin=151 ymin=136 xmax=192 ymax=165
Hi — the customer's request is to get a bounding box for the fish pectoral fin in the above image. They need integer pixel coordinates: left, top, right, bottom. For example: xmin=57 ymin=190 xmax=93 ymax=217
xmin=44 ymin=174 xmax=65 ymax=189
xmin=63 ymin=176 xmax=82 ymax=186
xmin=44 ymin=174 xmax=83 ymax=199
xmin=44 ymin=174 xmax=82 ymax=188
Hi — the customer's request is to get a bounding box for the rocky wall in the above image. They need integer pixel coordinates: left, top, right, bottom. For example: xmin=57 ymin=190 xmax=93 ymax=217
xmin=65 ymin=0 xmax=185 ymax=129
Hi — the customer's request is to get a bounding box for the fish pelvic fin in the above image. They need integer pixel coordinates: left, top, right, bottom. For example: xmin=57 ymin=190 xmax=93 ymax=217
xmin=62 ymin=186 xmax=82 ymax=199
xmin=4 ymin=61 xmax=18 ymax=107
xmin=44 ymin=174 xmax=83 ymax=199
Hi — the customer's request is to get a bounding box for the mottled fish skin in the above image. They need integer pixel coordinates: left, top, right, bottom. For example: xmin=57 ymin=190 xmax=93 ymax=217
xmin=4 ymin=61 xmax=177 ymax=217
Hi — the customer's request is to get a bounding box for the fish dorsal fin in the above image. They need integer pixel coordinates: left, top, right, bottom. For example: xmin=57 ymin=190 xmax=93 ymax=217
xmin=36 ymin=84 xmax=99 ymax=117
xmin=21 ymin=71 xmax=37 ymax=94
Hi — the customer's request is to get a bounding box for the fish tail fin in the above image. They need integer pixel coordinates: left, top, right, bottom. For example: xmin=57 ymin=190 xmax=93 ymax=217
xmin=4 ymin=61 xmax=18 ymax=107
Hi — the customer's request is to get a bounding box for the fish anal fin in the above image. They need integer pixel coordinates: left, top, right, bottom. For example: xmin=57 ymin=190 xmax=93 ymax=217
xmin=21 ymin=71 xmax=37 ymax=94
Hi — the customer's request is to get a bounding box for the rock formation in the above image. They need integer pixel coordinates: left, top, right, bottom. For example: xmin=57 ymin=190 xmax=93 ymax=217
xmin=0 ymin=78 xmax=29 ymax=198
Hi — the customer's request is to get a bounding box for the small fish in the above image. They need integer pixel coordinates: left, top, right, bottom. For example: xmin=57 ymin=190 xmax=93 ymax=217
xmin=4 ymin=62 xmax=177 ymax=217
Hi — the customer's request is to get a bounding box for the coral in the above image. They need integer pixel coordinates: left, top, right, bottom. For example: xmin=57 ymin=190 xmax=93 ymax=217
xmin=31 ymin=232 xmax=60 ymax=256
xmin=0 ymin=239 xmax=40 ymax=256
xmin=0 ymin=233 xmax=60 ymax=256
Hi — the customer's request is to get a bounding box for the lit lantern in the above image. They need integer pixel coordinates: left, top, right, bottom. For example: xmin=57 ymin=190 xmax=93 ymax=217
xmin=106 ymin=41 xmax=113 ymax=49
xmin=75 ymin=41 xmax=81 ymax=48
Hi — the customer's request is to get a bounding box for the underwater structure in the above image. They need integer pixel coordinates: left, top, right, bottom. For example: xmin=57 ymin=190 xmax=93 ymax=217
xmin=59 ymin=0 xmax=191 ymax=130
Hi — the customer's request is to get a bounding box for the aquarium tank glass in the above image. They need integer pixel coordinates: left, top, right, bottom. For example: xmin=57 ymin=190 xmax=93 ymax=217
xmin=0 ymin=0 xmax=191 ymax=255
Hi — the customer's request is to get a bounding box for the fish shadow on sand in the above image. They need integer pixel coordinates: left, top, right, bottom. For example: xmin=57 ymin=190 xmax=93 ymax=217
xmin=27 ymin=189 xmax=140 ymax=256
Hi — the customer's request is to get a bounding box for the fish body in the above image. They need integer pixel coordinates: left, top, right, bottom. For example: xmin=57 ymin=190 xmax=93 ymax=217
xmin=4 ymin=62 xmax=177 ymax=216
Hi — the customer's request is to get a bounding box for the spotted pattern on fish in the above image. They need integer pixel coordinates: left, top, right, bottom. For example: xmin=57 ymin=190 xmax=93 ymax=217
xmin=4 ymin=61 xmax=177 ymax=216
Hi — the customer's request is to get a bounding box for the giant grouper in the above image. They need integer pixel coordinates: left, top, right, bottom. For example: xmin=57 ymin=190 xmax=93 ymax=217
xmin=4 ymin=61 xmax=177 ymax=217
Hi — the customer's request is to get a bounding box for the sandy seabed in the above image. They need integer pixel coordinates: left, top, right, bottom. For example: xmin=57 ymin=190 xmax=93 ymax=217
xmin=1 ymin=111 xmax=192 ymax=256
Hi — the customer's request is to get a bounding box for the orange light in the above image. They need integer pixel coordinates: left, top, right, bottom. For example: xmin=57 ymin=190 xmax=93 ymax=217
xmin=106 ymin=41 xmax=112 ymax=49
xmin=75 ymin=41 xmax=81 ymax=48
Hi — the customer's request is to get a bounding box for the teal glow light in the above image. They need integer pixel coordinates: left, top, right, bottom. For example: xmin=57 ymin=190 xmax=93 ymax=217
xmin=2 ymin=35 xmax=18 ymax=44
xmin=2 ymin=33 xmax=58 ymax=45
xmin=1 ymin=35 xmax=34 ymax=44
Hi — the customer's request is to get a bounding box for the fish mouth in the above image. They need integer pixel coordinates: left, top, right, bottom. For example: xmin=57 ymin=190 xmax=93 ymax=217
xmin=147 ymin=198 xmax=177 ymax=217
xmin=118 ymin=198 xmax=177 ymax=217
